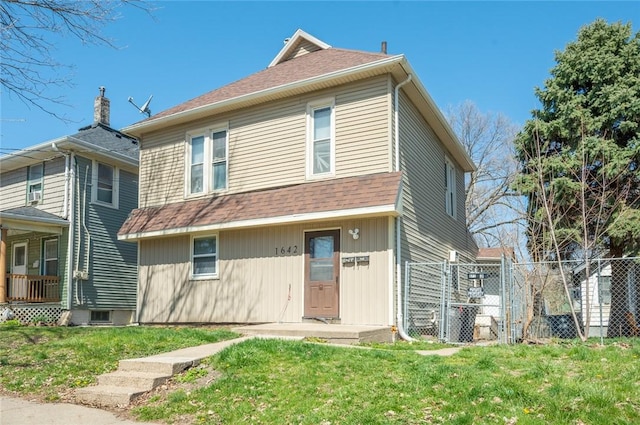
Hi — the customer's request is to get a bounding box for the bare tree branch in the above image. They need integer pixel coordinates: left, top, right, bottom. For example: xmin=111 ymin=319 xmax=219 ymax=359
xmin=0 ymin=0 xmax=154 ymax=119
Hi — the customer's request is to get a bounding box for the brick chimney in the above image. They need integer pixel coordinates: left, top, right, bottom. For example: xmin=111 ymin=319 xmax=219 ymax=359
xmin=94 ymin=86 xmax=110 ymax=126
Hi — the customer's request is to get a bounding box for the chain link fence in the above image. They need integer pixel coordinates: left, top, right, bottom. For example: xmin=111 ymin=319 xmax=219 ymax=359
xmin=404 ymin=256 xmax=640 ymax=345
xmin=517 ymin=257 xmax=640 ymax=343
xmin=404 ymin=257 xmax=526 ymax=344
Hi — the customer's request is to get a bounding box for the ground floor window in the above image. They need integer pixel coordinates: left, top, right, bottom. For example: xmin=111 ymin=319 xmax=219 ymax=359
xmin=192 ymin=235 xmax=218 ymax=278
xmin=43 ymin=238 xmax=58 ymax=276
xmin=90 ymin=310 xmax=111 ymax=323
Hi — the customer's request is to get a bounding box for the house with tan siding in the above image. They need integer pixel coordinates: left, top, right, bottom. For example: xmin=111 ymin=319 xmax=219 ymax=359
xmin=1 ymin=88 xmax=139 ymax=325
xmin=118 ymin=29 xmax=477 ymax=331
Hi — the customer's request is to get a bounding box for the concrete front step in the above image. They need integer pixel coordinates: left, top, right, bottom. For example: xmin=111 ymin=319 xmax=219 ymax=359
xmin=118 ymin=357 xmax=195 ymax=375
xmin=98 ymin=370 xmax=171 ymax=391
xmin=75 ymin=385 xmax=147 ymax=407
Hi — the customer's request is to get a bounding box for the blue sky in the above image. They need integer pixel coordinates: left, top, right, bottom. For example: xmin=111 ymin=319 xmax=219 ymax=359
xmin=1 ymin=1 xmax=638 ymax=152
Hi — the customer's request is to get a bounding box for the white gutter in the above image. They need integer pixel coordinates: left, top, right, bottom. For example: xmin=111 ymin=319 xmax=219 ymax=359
xmin=119 ymin=203 xmax=400 ymax=241
xmin=394 ymin=74 xmax=415 ymax=342
xmin=65 ymin=153 xmax=76 ymax=310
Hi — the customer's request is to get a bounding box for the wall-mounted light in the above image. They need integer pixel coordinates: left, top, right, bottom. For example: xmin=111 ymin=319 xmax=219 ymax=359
xmin=348 ymin=228 xmax=360 ymax=240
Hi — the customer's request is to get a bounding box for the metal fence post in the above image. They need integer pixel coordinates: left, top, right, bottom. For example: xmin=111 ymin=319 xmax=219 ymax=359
xmin=439 ymin=261 xmax=448 ymax=342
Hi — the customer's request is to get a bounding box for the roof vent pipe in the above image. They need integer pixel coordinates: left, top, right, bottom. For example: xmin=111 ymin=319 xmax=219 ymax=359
xmin=381 ymin=41 xmax=387 ymax=54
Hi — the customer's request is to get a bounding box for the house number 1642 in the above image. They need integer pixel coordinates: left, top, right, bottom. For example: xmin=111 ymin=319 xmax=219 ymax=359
xmin=275 ymin=246 xmax=298 ymax=255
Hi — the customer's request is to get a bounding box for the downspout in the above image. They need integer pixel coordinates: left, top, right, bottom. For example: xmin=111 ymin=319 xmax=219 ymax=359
xmin=81 ymin=165 xmax=91 ymax=301
xmin=66 ymin=153 xmax=76 ymax=310
xmin=394 ymin=74 xmax=414 ymax=342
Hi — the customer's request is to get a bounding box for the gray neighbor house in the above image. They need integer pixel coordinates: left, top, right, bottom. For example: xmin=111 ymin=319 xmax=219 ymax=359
xmin=0 ymin=88 xmax=138 ymax=325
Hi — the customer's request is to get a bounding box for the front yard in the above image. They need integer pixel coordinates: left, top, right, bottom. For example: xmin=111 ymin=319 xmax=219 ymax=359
xmin=1 ymin=324 xmax=639 ymax=424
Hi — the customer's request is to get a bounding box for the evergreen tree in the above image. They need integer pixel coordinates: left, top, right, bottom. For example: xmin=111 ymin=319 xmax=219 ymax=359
xmin=514 ymin=19 xmax=640 ymax=336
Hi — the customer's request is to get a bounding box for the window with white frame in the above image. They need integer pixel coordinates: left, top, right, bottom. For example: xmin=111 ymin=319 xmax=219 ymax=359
xmin=92 ymin=161 xmax=119 ymax=208
xmin=187 ymin=128 xmax=228 ymax=195
xmin=307 ymin=99 xmax=335 ymax=178
xmin=43 ymin=238 xmax=58 ymax=276
xmin=27 ymin=163 xmax=43 ymax=201
xmin=191 ymin=235 xmax=218 ymax=278
xmin=445 ymin=158 xmax=457 ymax=218
xmin=599 ymin=275 xmax=612 ymax=304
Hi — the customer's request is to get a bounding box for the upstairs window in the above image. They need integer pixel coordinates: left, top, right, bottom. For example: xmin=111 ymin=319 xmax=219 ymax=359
xmin=27 ymin=163 xmax=43 ymax=202
xmin=307 ymin=99 xmax=335 ymax=178
xmin=187 ymin=127 xmax=228 ymax=195
xmin=445 ymin=158 xmax=457 ymax=219
xmin=92 ymin=161 xmax=119 ymax=208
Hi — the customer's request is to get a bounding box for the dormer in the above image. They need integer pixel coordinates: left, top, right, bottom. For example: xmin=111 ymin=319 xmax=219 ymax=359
xmin=268 ymin=29 xmax=331 ymax=67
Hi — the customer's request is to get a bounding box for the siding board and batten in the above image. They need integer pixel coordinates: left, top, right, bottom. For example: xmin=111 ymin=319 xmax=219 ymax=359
xmin=137 ymin=218 xmax=390 ymax=325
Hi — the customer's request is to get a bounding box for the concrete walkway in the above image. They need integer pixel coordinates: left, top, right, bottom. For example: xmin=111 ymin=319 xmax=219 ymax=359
xmin=0 ymin=396 xmax=156 ymax=425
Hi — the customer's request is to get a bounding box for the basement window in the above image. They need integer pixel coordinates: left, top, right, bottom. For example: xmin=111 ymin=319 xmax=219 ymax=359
xmin=90 ymin=311 xmax=111 ymax=323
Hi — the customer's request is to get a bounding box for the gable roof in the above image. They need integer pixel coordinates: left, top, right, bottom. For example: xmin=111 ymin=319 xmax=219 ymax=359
xmin=269 ymin=28 xmax=332 ymax=67
xmin=119 ymin=172 xmax=402 ymax=241
xmin=129 ymin=48 xmax=393 ymax=128
xmin=1 ymin=123 xmax=138 ymax=173
xmin=122 ymin=30 xmax=474 ymax=172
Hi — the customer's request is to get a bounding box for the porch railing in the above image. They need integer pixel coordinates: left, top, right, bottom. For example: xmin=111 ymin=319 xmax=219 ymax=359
xmin=5 ymin=274 xmax=61 ymax=303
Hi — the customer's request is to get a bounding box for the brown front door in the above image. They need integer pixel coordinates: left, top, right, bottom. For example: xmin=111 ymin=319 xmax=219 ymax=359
xmin=304 ymin=230 xmax=340 ymax=318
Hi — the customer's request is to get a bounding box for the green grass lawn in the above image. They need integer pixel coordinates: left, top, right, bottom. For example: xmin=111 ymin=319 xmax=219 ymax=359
xmin=1 ymin=324 xmax=639 ymax=424
xmin=0 ymin=324 xmax=238 ymax=401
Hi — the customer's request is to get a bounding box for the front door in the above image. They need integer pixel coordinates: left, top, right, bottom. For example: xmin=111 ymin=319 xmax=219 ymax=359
xmin=304 ymin=230 xmax=340 ymax=318
xmin=11 ymin=242 xmax=28 ymax=298
xmin=12 ymin=242 xmax=27 ymax=275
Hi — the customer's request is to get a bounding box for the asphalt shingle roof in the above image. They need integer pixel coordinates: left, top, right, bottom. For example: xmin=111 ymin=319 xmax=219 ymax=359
xmin=119 ymin=172 xmax=402 ymax=237
xmin=72 ymin=123 xmax=138 ymax=160
xmin=145 ymin=48 xmax=391 ymax=122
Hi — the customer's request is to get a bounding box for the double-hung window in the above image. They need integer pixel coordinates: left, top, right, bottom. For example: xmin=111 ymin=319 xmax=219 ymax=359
xmin=192 ymin=235 xmax=218 ymax=279
xmin=27 ymin=163 xmax=43 ymax=202
xmin=187 ymin=127 xmax=228 ymax=195
xmin=92 ymin=161 xmax=119 ymax=208
xmin=445 ymin=158 xmax=457 ymax=219
xmin=307 ymin=99 xmax=335 ymax=178
xmin=43 ymin=238 xmax=58 ymax=276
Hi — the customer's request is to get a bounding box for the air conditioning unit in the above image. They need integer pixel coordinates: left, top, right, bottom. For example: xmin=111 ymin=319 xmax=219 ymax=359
xmin=28 ymin=191 xmax=42 ymax=203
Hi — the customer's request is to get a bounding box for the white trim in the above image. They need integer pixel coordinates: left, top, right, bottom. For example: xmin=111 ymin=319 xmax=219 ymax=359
xmin=91 ymin=160 xmax=119 ymax=209
xmin=306 ymin=97 xmax=335 ymax=179
xmin=269 ymin=29 xmax=332 ymax=68
xmin=185 ymin=124 xmax=229 ymax=197
xmin=190 ymin=233 xmax=219 ymax=280
xmin=118 ymin=204 xmax=399 ymax=241
xmin=445 ymin=156 xmax=457 ymax=219
xmin=387 ymin=216 xmax=395 ymax=326
xmin=42 ymin=237 xmax=59 ymax=276
xmin=12 ymin=241 xmax=28 ymax=274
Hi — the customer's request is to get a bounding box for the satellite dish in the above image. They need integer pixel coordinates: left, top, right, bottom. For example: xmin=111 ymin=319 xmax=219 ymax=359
xmin=128 ymin=95 xmax=153 ymax=117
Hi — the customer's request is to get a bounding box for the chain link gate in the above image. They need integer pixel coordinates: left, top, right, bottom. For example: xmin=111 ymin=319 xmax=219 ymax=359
xmin=404 ymin=257 xmax=524 ymax=344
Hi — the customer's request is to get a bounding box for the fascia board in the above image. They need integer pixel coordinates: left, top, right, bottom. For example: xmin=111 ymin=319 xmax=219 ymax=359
xmin=0 ymin=136 xmax=69 ymax=170
xmin=118 ymin=204 xmax=400 ymax=241
xmin=0 ymin=213 xmax=69 ymax=227
xmin=122 ymin=55 xmax=405 ymax=136
xmin=1 ymin=136 xmax=138 ymax=172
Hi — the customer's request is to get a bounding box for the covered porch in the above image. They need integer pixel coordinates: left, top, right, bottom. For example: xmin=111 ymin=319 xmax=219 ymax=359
xmin=1 ymin=207 xmax=68 ymax=305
